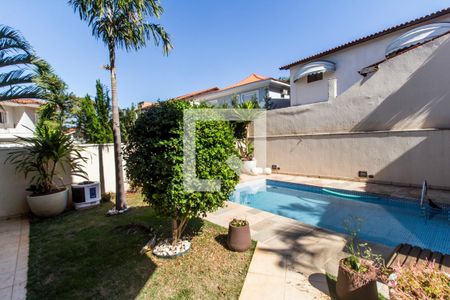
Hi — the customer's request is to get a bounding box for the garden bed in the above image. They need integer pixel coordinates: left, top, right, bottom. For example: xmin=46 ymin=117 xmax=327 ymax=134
xmin=27 ymin=193 xmax=255 ymax=299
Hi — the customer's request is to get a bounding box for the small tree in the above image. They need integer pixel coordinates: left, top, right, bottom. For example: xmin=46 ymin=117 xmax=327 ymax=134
xmin=74 ymin=80 xmax=113 ymax=143
xmin=75 ymin=95 xmax=103 ymax=143
xmin=119 ymin=103 xmax=137 ymax=143
xmin=93 ymin=80 xmax=113 ymax=143
xmin=124 ymin=100 xmax=239 ymax=243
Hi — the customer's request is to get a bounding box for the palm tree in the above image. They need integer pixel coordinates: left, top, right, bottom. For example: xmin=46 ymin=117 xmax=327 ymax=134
xmin=0 ymin=25 xmax=45 ymax=101
xmin=69 ymin=0 xmax=172 ymax=211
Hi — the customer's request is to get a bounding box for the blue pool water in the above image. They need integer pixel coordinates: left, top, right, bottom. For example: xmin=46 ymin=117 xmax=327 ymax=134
xmin=230 ymin=180 xmax=450 ymax=253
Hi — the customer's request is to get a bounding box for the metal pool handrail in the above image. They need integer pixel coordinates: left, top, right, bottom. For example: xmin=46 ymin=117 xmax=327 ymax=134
xmin=420 ymin=180 xmax=428 ymax=208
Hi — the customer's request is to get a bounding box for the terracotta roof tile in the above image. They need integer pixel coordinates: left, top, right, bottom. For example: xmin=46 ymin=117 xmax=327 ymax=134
xmin=175 ymin=87 xmax=220 ymax=100
xmin=280 ymin=7 xmax=450 ymax=70
xmin=220 ymin=74 xmax=269 ymax=90
xmin=8 ymin=99 xmax=44 ymax=105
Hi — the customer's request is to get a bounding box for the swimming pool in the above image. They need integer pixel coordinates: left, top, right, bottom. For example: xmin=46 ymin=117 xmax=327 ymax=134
xmin=230 ymin=179 xmax=450 ymax=253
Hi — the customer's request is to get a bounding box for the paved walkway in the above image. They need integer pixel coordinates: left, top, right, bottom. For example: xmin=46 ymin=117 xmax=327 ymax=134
xmin=0 ymin=218 xmax=29 ymax=300
xmin=206 ymin=174 xmax=400 ymax=300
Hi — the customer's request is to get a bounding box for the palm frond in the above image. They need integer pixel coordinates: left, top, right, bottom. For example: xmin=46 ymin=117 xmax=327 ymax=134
xmin=144 ymin=23 xmax=172 ymax=55
xmin=0 ymin=69 xmax=34 ymax=88
xmin=0 ymin=25 xmax=33 ymax=54
xmin=0 ymin=52 xmax=35 ymax=69
xmin=69 ymin=0 xmax=172 ymax=54
xmin=0 ymin=85 xmax=43 ymax=101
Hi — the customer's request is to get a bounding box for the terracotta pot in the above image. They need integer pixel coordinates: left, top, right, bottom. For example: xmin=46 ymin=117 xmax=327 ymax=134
xmin=27 ymin=188 xmax=68 ymax=217
xmin=336 ymin=259 xmax=378 ymax=300
xmin=227 ymin=222 xmax=251 ymax=252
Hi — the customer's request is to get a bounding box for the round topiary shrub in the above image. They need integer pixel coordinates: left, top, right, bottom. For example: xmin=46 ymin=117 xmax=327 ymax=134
xmin=124 ymin=100 xmax=239 ymax=242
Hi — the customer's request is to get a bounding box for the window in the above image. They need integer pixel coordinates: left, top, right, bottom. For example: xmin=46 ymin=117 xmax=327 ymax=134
xmin=307 ymin=73 xmax=323 ymax=83
xmin=0 ymin=111 xmax=6 ymax=124
xmin=240 ymin=90 xmax=259 ymax=103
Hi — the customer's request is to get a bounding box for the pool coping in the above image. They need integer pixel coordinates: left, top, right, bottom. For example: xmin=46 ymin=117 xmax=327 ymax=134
xmin=206 ymin=199 xmax=392 ymax=299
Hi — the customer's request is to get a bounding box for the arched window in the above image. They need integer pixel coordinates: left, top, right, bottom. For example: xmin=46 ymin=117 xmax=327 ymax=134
xmin=293 ymin=61 xmax=336 ymax=83
xmin=385 ymin=23 xmax=450 ymax=57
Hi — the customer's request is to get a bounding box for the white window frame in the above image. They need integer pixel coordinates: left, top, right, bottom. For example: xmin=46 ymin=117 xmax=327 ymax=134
xmin=239 ymin=90 xmax=259 ymax=103
xmin=0 ymin=110 xmax=7 ymax=126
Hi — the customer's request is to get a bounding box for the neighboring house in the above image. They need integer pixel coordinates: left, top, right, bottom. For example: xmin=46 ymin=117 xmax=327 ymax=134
xmin=260 ymin=7 xmax=450 ymax=189
xmin=138 ymin=74 xmax=290 ymax=110
xmin=281 ymin=7 xmax=450 ymax=110
xmin=188 ymin=74 xmax=290 ymax=109
xmin=0 ymin=99 xmax=42 ymax=144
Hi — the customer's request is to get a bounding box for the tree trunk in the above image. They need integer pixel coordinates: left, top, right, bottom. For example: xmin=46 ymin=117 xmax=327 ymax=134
xmin=108 ymin=44 xmax=127 ymax=211
xmin=171 ymin=217 xmax=188 ymax=244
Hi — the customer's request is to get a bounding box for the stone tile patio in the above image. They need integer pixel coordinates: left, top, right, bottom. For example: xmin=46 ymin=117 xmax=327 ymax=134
xmin=0 ymin=218 xmax=29 ymax=300
xmin=206 ymin=174 xmax=405 ymax=299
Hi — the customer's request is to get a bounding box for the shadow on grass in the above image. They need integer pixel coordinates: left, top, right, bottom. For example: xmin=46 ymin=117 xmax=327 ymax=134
xmin=27 ymin=202 xmax=205 ymax=300
xmin=214 ymin=233 xmax=230 ymax=250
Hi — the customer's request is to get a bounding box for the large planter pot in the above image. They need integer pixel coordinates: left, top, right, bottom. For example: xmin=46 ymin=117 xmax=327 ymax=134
xmin=336 ymin=259 xmax=378 ymax=300
xmin=227 ymin=222 xmax=251 ymax=252
xmin=27 ymin=188 xmax=68 ymax=217
xmin=241 ymin=159 xmax=257 ymax=174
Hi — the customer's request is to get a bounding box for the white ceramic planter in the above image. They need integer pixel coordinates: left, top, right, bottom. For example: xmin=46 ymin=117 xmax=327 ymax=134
xmin=27 ymin=188 xmax=68 ymax=217
xmin=241 ymin=159 xmax=257 ymax=174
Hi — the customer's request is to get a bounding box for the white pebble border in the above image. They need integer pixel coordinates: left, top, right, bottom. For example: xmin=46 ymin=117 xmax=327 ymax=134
xmin=152 ymin=240 xmax=191 ymax=258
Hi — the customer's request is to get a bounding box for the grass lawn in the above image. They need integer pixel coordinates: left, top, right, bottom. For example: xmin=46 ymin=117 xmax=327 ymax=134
xmin=27 ymin=194 xmax=255 ymax=300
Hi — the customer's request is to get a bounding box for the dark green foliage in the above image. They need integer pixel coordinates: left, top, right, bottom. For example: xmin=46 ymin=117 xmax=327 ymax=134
xmin=124 ymin=100 xmax=239 ymax=241
xmin=76 ymin=95 xmax=103 ymax=143
xmin=94 ymin=80 xmax=113 ymax=143
xmin=119 ymin=103 xmax=137 ymax=143
xmin=74 ymin=80 xmax=113 ymax=143
xmin=263 ymin=87 xmax=272 ymax=110
xmin=35 ymin=64 xmax=76 ymax=130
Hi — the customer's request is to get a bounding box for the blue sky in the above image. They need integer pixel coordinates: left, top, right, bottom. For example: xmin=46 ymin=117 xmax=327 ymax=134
xmin=2 ymin=0 xmax=450 ymax=107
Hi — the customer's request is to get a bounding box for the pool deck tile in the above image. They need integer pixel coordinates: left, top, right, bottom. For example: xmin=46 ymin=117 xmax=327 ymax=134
xmin=205 ymin=174 xmax=421 ymax=299
xmin=0 ymin=218 xmax=29 ymax=300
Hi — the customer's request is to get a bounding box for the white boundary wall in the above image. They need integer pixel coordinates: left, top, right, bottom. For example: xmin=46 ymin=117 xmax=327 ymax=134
xmin=0 ymin=144 xmax=128 ymax=219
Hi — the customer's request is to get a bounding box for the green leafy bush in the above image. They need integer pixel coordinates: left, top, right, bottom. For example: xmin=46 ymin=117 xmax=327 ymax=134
xmin=124 ymin=100 xmax=239 ymax=242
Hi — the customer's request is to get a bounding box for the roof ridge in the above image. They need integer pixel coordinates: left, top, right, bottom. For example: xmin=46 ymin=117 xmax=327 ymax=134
xmin=280 ymin=6 xmax=450 ymax=70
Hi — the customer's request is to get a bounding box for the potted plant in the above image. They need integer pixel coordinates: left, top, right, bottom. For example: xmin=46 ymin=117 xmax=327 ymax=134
xmin=237 ymin=138 xmax=256 ymax=174
xmin=232 ymin=97 xmax=260 ymax=174
xmin=227 ymin=218 xmax=251 ymax=252
xmin=336 ymin=217 xmax=382 ymax=300
xmin=387 ymin=261 xmax=450 ymax=300
xmin=6 ymin=125 xmax=88 ymax=217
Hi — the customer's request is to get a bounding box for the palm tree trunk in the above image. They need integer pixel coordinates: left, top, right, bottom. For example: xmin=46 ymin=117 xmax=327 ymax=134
xmin=108 ymin=43 xmax=127 ymax=211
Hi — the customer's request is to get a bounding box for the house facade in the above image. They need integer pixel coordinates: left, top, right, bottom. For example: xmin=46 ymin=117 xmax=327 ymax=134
xmin=191 ymin=74 xmax=290 ymax=109
xmin=0 ymin=99 xmax=41 ymax=144
xmin=282 ymin=8 xmax=450 ymax=115
xmin=258 ymin=7 xmax=450 ymax=189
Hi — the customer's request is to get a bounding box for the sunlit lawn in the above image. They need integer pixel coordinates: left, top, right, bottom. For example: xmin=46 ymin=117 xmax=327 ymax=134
xmin=27 ymin=194 xmax=255 ymax=300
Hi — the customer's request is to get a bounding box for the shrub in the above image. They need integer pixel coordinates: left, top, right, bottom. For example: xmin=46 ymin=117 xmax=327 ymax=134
xmin=124 ymin=100 xmax=239 ymax=243
xmin=388 ymin=261 xmax=450 ymax=299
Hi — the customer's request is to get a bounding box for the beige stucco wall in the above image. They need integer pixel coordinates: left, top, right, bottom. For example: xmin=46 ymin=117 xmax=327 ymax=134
xmin=0 ymin=144 xmax=129 ymax=219
xmin=260 ymin=129 xmax=450 ymax=188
